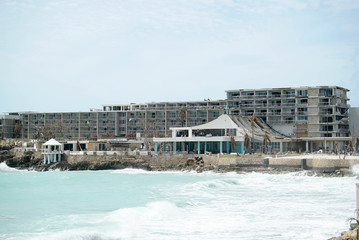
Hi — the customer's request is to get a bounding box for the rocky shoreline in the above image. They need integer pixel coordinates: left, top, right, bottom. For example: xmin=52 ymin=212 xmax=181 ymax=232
xmin=1 ymin=146 xmax=357 ymax=177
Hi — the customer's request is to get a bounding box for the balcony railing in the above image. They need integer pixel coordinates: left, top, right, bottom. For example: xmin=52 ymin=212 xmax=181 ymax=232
xmin=268 ymin=112 xmax=282 ymax=116
xmin=282 ymin=112 xmax=295 ymax=116
xmin=281 ymin=94 xmax=296 ymax=98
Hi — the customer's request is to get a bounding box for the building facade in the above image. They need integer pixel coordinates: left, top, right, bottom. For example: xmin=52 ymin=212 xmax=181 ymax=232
xmin=225 ymin=86 xmax=350 ymax=138
xmin=19 ymin=86 xmax=351 ymax=141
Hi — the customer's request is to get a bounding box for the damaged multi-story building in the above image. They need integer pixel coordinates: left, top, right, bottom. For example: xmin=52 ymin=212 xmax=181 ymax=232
xmin=14 ymin=85 xmax=357 ymax=152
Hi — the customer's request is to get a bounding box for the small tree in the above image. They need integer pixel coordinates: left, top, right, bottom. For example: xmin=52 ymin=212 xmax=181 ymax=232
xmin=13 ymin=122 xmax=22 ymax=139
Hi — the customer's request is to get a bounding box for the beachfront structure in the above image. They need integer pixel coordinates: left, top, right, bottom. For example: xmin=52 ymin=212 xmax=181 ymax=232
xmin=41 ymin=138 xmax=64 ymax=164
xmin=0 ymin=113 xmax=21 ymax=139
xmin=153 ymin=114 xmax=287 ymax=154
xmin=17 ymin=86 xmax=352 ymax=152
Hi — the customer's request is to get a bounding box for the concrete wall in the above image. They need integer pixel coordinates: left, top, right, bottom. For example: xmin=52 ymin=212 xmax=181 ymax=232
xmin=203 ymin=155 xmax=359 ymax=172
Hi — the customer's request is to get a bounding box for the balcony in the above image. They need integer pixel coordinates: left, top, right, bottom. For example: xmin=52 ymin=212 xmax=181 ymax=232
xmin=297 ymin=111 xmax=307 ymax=115
xmin=282 ymin=112 xmax=295 ymax=116
xmin=268 ymin=112 xmax=282 ymax=116
xmin=240 ymin=104 xmax=255 ymax=108
xmin=268 ymin=104 xmax=281 ymax=108
xmin=240 ymin=95 xmax=256 ymax=99
xmin=282 ymin=103 xmax=295 ymax=107
xmin=319 ymin=111 xmax=333 ymax=115
xmin=282 ymin=94 xmax=295 ymax=98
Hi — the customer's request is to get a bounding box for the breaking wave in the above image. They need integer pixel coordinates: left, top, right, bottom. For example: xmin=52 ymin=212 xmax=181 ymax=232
xmin=0 ymin=162 xmax=25 ymax=172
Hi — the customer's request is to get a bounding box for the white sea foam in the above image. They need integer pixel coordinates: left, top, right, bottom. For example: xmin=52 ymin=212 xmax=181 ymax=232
xmin=110 ymin=168 xmax=194 ymax=175
xmin=351 ymin=164 xmax=359 ymax=175
xmin=0 ymin=162 xmax=25 ymax=172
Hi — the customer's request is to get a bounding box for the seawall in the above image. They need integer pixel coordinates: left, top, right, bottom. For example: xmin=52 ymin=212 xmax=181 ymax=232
xmin=203 ymin=154 xmax=359 ymax=174
xmin=2 ymin=147 xmax=359 ymax=174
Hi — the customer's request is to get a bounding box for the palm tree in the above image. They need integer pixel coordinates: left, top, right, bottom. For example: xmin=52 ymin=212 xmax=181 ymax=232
xmin=347 ymin=141 xmax=354 ymax=154
xmin=250 ymin=113 xmax=256 ymax=153
xmin=262 ymin=132 xmax=271 ymax=154
xmin=244 ymin=133 xmax=250 ymax=154
xmin=228 ymin=132 xmax=236 ymax=153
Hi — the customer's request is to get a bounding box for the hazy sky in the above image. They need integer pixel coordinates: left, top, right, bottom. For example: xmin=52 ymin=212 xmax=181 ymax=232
xmin=1 ymin=0 xmax=359 ymax=113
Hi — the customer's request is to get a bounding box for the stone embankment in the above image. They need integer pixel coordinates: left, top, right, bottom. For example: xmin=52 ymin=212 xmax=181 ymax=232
xmin=1 ymin=145 xmax=359 ymax=175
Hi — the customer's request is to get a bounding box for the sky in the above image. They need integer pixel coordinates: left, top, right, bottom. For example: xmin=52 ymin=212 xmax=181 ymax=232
xmin=1 ymin=0 xmax=359 ymax=113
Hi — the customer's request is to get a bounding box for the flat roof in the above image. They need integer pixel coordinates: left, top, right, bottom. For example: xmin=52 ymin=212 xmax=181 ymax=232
xmin=102 ymin=99 xmax=227 ymax=107
xmin=226 ymin=86 xmax=350 ymax=93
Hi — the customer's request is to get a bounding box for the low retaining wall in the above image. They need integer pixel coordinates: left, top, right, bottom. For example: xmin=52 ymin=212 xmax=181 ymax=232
xmin=56 ymin=151 xmax=359 ymax=173
xmin=64 ymin=152 xmax=191 ymax=171
xmin=203 ymin=155 xmax=359 ymax=172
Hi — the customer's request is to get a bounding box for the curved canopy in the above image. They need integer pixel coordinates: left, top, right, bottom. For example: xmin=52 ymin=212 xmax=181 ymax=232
xmin=192 ymin=114 xmax=238 ymax=130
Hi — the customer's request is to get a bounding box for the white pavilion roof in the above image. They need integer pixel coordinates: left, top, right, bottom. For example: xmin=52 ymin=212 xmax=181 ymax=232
xmin=43 ymin=138 xmax=62 ymax=146
xmin=192 ymin=114 xmax=238 ymax=130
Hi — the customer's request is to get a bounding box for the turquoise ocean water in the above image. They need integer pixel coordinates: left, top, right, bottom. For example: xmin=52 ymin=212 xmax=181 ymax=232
xmin=0 ymin=162 xmax=357 ymax=240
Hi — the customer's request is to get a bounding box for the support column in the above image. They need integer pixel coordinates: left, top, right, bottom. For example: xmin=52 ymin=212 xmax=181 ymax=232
xmin=220 ymin=141 xmax=223 ymax=154
xmin=163 ymin=142 xmax=165 ymax=152
xmin=155 ymin=142 xmax=158 ymax=153
xmin=241 ymin=141 xmax=244 ymax=154
xmin=280 ymin=142 xmax=283 ymax=153
xmin=173 ymin=142 xmax=177 ymax=154
xmin=189 ymin=129 xmax=193 ymax=137
xmin=204 ymin=141 xmax=207 ymax=153
xmin=324 ymin=139 xmax=327 ymax=152
xmin=181 ymin=142 xmax=184 ymax=152
xmin=43 ymin=155 xmax=46 ymax=164
xmin=54 ymin=153 xmax=57 ymax=162
xmin=306 ymin=141 xmax=309 ymax=152
xmin=198 ymin=141 xmax=201 ymax=154
xmin=226 ymin=141 xmax=230 ymax=154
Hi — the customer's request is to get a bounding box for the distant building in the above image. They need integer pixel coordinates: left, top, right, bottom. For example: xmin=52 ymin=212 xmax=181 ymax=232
xmin=15 ymin=86 xmax=353 ymax=152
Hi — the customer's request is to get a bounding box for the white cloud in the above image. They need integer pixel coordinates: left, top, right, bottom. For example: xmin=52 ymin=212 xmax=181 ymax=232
xmin=1 ymin=0 xmax=359 ymax=111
